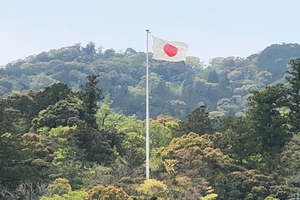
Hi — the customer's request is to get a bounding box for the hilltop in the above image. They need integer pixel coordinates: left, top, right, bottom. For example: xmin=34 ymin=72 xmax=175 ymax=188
xmin=1 ymin=42 xmax=300 ymax=119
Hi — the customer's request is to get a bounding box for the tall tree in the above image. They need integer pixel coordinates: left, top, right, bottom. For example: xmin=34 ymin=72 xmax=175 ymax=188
xmin=285 ymin=58 xmax=300 ymax=132
xmin=246 ymin=84 xmax=290 ymax=171
xmin=78 ymin=75 xmax=104 ymax=129
xmin=219 ymin=116 xmax=257 ymax=167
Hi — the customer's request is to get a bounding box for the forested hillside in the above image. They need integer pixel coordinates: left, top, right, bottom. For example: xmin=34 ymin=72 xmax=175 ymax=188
xmin=1 ymin=43 xmax=300 ymax=199
xmin=1 ymin=42 xmax=300 ymax=119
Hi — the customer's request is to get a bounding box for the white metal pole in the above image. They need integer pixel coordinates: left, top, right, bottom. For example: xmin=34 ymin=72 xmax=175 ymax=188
xmin=145 ymin=29 xmax=150 ymax=180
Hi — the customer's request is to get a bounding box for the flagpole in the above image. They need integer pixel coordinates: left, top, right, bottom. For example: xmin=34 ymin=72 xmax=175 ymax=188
xmin=145 ymin=29 xmax=150 ymax=180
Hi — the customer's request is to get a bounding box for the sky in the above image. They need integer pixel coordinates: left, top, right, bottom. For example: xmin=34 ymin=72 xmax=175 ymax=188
xmin=1 ymin=1 xmax=300 ymax=66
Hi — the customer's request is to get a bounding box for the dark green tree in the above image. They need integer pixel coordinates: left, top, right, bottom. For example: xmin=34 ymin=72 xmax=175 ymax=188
xmin=0 ymin=99 xmax=25 ymax=135
xmin=246 ymin=84 xmax=290 ymax=171
xmin=74 ymin=123 xmax=114 ymax=165
xmin=223 ymin=170 xmax=276 ymax=200
xmin=78 ymin=75 xmax=104 ymax=129
xmin=285 ymin=58 xmax=300 ymax=132
xmin=0 ymin=133 xmax=22 ymax=190
xmin=35 ymin=83 xmax=72 ymax=112
xmin=177 ymin=105 xmax=214 ymax=136
xmin=6 ymin=92 xmax=37 ymax=120
xmin=0 ymin=99 xmax=10 ymax=134
xmin=31 ymin=100 xmax=81 ymax=130
xmin=219 ymin=116 xmax=258 ymax=167
xmin=19 ymin=132 xmax=53 ymax=183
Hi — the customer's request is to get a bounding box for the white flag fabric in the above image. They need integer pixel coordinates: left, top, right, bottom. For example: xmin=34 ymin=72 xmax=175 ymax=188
xmin=152 ymin=35 xmax=188 ymax=62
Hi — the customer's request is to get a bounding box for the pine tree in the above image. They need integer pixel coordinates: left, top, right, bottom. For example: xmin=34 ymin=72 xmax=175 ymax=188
xmin=285 ymin=58 xmax=300 ymax=132
xmin=78 ymin=75 xmax=104 ymax=129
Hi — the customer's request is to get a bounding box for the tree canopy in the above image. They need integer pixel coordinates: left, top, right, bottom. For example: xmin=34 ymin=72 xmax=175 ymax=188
xmin=1 ymin=43 xmax=300 ymax=199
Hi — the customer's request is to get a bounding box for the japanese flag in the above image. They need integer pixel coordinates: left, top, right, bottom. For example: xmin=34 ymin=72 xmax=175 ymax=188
xmin=152 ymin=35 xmax=188 ymax=62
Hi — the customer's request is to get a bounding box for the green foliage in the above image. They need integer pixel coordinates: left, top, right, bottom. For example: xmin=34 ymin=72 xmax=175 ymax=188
xmin=201 ymin=187 xmax=218 ymax=200
xmin=2 ymin=42 xmax=300 ymax=119
xmin=38 ymin=126 xmax=84 ymax=188
xmin=156 ymin=132 xmax=229 ymax=199
xmin=88 ymin=184 xmax=132 ymax=200
xmin=46 ymin=178 xmax=72 ymax=196
xmin=0 ymin=133 xmax=22 ymax=190
xmin=201 ymin=193 xmax=218 ymax=200
xmin=78 ymin=75 xmax=104 ymax=129
xmin=246 ymin=85 xmax=291 ymax=170
xmin=280 ymin=134 xmax=300 ymax=188
xmin=257 ymin=43 xmax=300 ymax=83
xmin=32 ymin=100 xmax=81 ymax=130
xmin=149 ymin=119 xmax=173 ymax=149
xmin=224 ymin=170 xmax=275 ymax=199
xmin=30 ymin=73 xmax=57 ymax=90
xmin=286 ymin=58 xmax=300 ymax=132
xmin=0 ymin=99 xmax=25 ymax=135
xmin=178 ymin=105 xmax=215 ymax=136
xmin=6 ymin=92 xmax=37 ymax=120
xmin=41 ymin=178 xmax=88 ymax=200
xmin=116 ymin=115 xmax=145 ymax=167
xmin=96 ymin=95 xmax=126 ymax=157
xmin=51 ymin=147 xmax=84 ymax=188
xmin=264 ymin=197 xmax=279 ymax=200
xmin=35 ymin=83 xmax=72 ymax=111
xmin=2 ymin=44 xmax=300 ymax=199
xmin=220 ymin=116 xmax=259 ymax=166
xmin=40 ymin=190 xmax=88 ymax=200
xmin=74 ymin=123 xmax=114 ymax=165
xmin=136 ymin=179 xmax=167 ymax=199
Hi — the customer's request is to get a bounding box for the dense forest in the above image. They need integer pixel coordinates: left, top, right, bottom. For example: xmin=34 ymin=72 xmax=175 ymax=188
xmin=1 ymin=43 xmax=300 ymax=199
xmin=1 ymin=42 xmax=300 ymax=119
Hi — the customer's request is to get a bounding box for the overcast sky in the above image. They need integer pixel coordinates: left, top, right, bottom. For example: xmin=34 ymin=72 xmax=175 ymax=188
xmin=1 ymin=1 xmax=300 ymax=66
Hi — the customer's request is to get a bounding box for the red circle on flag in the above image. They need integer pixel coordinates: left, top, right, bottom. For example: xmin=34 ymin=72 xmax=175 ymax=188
xmin=163 ymin=44 xmax=178 ymax=57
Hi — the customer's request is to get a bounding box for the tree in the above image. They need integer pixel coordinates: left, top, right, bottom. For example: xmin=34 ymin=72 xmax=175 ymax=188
xmin=20 ymin=132 xmax=53 ymax=182
xmin=35 ymin=83 xmax=72 ymax=112
xmin=149 ymin=119 xmax=173 ymax=149
xmin=157 ymin=132 xmax=229 ymax=199
xmin=280 ymin=134 xmax=300 ymax=187
xmin=96 ymin=95 xmax=126 ymax=157
xmin=0 ymin=133 xmax=22 ymax=190
xmin=220 ymin=116 xmax=258 ymax=167
xmin=88 ymin=185 xmax=132 ymax=200
xmin=32 ymin=100 xmax=81 ymax=130
xmin=285 ymin=58 xmax=300 ymax=132
xmin=0 ymin=99 xmax=20 ymax=135
xmin=74 ymin=123 xmax=114 ymax=165
xmin=246 ymin=85 xmax=291 ymax=171
xmin=223 ymin=170 xmax=275 ymax=200
xmin=78 ymin=75 xmax=104 ymax=129
xmin=116 ymin=115 xmax=145 ymax=167
xmin=0 ymin=98 xmax=30 ymax=136
xmin=136 ymin=179 xmax=168 ymax=199
xmin=6 ymin=92 xmax=38 ymax=120
xmin=44 ymin=178 xmax=72 ymax=197
xmin=46 ymin=126 xmax=85 ymax=188
xmin=178 ymin=105 xmax=215 ymax=136
xmin=30 ymin=73 xmax=56 ymax=90
xmin=40 ymin=178 xmax=88 ymax=200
